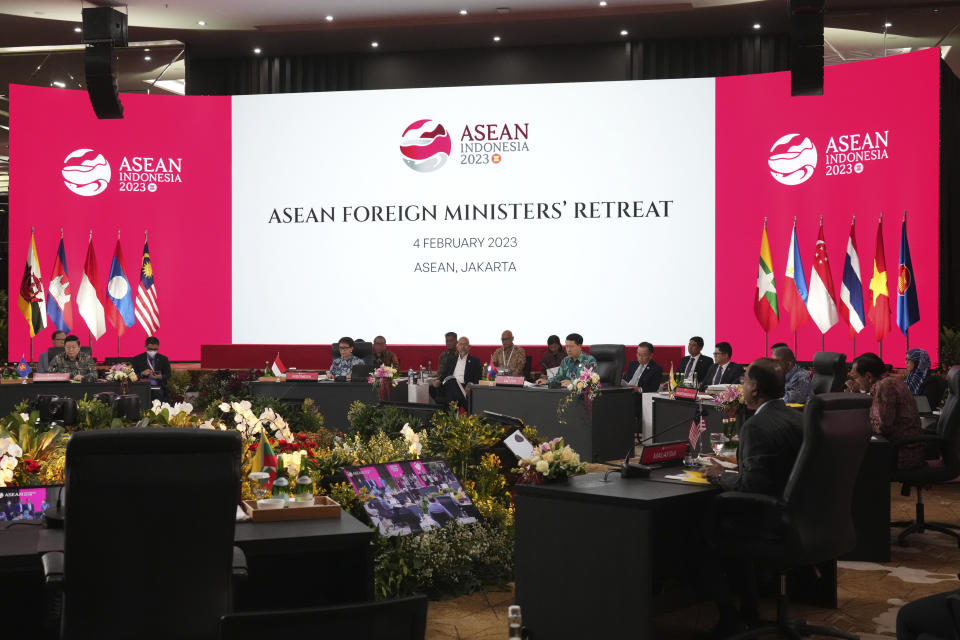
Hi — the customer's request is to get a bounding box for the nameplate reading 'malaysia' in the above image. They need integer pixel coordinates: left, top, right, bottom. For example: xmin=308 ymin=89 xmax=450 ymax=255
xmin=285 ymin=371 xmax=319 ymax=381
xmin=674 ymin=387 xmax=698 ymax=400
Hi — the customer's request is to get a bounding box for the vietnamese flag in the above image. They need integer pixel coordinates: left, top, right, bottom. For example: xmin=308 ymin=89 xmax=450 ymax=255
xmin=868 ymin=216 xmax=891 ymax=342
xmin=754 ymin=222 xmax=779 ymax=332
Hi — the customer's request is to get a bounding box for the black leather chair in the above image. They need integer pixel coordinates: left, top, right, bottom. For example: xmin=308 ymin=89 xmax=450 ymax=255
xmin=920 ymin=374 xmax=949 ymax=410
xmin=42 ymin=428 xmax=245 ymax=640
xmin=330 ymin=341 xmax=375 ymax=365
xmin=708 ymin=393 xmax=874 ymax=639
xmin=810 ymin=352 xmax=848 ymax=394
xmin=219 ymin=595 xmax=428 ymax=639
xmin=590 ymin=344 xmax=625 ymax=387
xmin=891 ymin=366 xmax=960 ymax=548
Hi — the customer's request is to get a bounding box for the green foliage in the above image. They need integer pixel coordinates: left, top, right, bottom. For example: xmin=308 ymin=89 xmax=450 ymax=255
xmin=941 ymin=326 xmax=960 ymax=370
xmin=284 ymin=397 xmax=329 ymax=434
xmin=346 ymin=401 xmax=424 ymax=439
xmin=166 ymin=370 xmax=193 ymax=401
xmin=194 ymin=369 xmax=259 ymax=411
xmin=75 ymin=395 xmax=117 ymax=429
xmin=425 ymin=404 xmax=503 ymax=480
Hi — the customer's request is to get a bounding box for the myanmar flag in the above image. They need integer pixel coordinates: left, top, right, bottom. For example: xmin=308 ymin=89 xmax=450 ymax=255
xmin=251 ymin=431 xmax=278 ymax=475
xmin=754 ymin=223 xmax=779 ymax=332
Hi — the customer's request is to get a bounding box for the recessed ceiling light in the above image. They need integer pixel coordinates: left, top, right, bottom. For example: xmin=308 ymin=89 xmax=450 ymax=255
xmin=144 ymin=55 xmax=151 ymax=61
xmin=493 ymin=35 xmax=501 ymax=42
xmin=51 ymin=81 xmax=66 ymax=88
xmin=753 ymin=23 xmax=761 ymax=30
xmin=144 ymin=48 xmax=150 ymax=52
xmin=599 ymin=1 xmax=608 ymax=6
xmin=620 ymin=29 xmax=628 ymax=36
xmin=197 ymin=20 xmax=206 ymax=26
xmin=460 ymin=9 xmax=468 ymax=15
xmin=884 ymin=22 xmax=892 ymax=28
xmin=73 ymin=26 xmax=81 ymax=33
xmin=325 ymin=15 xmax=333 ymax=22
xmin=253 ymin=47 xmax=262 ymax=54
xmin=371 ymin=41 xmax=379 ymax=48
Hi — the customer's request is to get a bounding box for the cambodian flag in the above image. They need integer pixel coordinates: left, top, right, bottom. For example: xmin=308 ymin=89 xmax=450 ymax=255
xmin=46 ymin=237 xmax=73 ymax=333
xmin=105 ymin=238 xmax=136 ymax=335
xmin=839 ymin=220 xmax=866 ymax=338
xmin=897 ymin=217 xmax=920 ymax=336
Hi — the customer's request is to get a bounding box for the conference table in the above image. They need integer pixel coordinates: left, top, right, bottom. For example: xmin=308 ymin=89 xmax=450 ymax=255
xmin=469 ymin=384 xmax=636 ymax=462
xmin=0 ymin=510 xmax=374 ymax=636
xmin=0 ymin=381 xmax=151 ymax=417
xmin=248 ymin=380 xmax=409 ymax=431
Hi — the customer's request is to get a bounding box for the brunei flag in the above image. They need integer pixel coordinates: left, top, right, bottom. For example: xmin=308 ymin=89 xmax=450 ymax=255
xmin=251 ymin=431 xmax=278 ymax=475
xmin=754 ymin=222 xmax=779 ymax=332
xmin=17 ymin=231 xmax=47 ymax=337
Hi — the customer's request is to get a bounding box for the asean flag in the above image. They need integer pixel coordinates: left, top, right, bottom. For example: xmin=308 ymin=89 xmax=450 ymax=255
xmin=105 ymin=237 xmax=136 ymax=336
xmin=897 ymin=216 xmax=920 ymax=336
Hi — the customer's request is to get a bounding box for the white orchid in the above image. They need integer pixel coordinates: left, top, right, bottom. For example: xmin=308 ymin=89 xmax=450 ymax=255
xmin=1 ymin=455 xmax=18 ymax=471
xmin=0 ymin=437 xmax=10 ymax=453
xmin=19 ymin=413 xmax=30 ymax=422
xmin=0 ymin=467 xmax=13 ymax=486
xmin=6 ymin=443 xmax=23 ymax=459
xmin=218 ymin=402 xmax=231 ymax=413
xmin=400 ymin=423 xmax=414 ymax=439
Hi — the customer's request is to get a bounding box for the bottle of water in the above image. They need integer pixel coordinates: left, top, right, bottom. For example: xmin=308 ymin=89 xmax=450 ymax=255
xmin=408 ymin=368 xmax=415 ymax=384
xmin=420 ymin=364 xmax=425 ymax=381
xmin=508 ymin=605 xmax=522 ymax=639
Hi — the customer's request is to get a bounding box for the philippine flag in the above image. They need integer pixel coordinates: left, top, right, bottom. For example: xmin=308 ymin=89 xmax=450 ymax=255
xmin=807 ymin=221 xmax=839 ymax=334
xmin=839 ymin=220 xmax=866 ymax=338
xmin=106 ymin=237 xmax=136 ymax=335
xmin=46 ymin=237 xmax=73 ymax=333
xmin=783 ymin=222 xmax=811 ymax=331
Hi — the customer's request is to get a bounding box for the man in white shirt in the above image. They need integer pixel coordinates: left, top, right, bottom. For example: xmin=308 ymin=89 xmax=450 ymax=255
xmin=431 ymin=337 xmax=482 ymax=407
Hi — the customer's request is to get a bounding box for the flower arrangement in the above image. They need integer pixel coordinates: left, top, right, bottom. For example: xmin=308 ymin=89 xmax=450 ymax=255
xmin=712 ymin=384 xmax=744 ymax=451
xmin=368 ymin=365 xmax=399 ymax=389
xmin=515 ymin=437 xmax=586 ymax=483
xmin=400 ymin=423 xmax=423 ymax=457
xmin=105 ymin=363 xmax=138 ymax=383
xmin=0 ymin=435 xmax=23 ymax=487
xmin=0 ymin=409 xmax=67 ymax=486
xmin=557 ymin=366 xmax=602 ymax=422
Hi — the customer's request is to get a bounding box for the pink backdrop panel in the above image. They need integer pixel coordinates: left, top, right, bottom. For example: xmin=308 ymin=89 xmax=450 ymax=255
xmin=9 ymin=84 xmax=232 ymax=362
xmin=715 ymin=49 xmax=940 ymax=365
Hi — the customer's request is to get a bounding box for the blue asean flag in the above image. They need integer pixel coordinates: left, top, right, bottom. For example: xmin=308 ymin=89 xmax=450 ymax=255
xmin=106 ymin=238 xmax=136 ymax=334
xmin=17 ymin=356 xmax=32 ymax=378
xmin=896 ymin=218 xmax=920 ymax=336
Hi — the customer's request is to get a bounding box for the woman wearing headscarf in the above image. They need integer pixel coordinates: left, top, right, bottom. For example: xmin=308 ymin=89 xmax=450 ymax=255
xmin=904 ymin=348 xmax=932 ymax=394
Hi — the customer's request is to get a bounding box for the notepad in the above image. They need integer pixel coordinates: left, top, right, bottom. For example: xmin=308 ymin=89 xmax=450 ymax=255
xmin=664 ymin=470 xmax=712 ymax=485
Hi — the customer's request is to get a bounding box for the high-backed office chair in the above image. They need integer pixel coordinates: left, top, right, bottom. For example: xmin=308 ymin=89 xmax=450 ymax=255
xmin=42 ymin=428 xmax=245 ymax=640
xmin=219 ymin=595 xmax=428 ymax=640
xmin=708 ymin=393 xmax=873 ymax=639
xmin=590 ymin=344 xmax=625 ymax=387
xmin=920 ymin=374 xmax=949 ymax=411
xmin=891 ymin=366 xmax=960 ymax=547
xmin=810 ymin=352 xmax=847 ymax=394
xmin=330 ymin=341 xmax=375 ymax=364
xmin=523 ymin=354 xmax=533 ymax=381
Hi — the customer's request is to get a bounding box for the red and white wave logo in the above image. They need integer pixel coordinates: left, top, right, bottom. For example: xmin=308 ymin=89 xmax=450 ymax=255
xmin=62 ymin=148 xmax=111 ymax=196
xmin=768 ymin=134 xmax=817 ymax=186
xmin=400 ymin=119 xmax=451 ymax=173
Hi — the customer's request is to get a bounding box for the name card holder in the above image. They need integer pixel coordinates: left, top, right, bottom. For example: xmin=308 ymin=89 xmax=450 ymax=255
xmin=674 ymin=387 xmax=698 ymax=400
xmin=32 ymin=373 xmax=71 ymax=382
xmin=495 ymin=375 xmax=525 ymax=387
xmin=285 ymin=371 xmax=319 ymax=381
xmin=638 ymin=440 xmax=687 ymax=465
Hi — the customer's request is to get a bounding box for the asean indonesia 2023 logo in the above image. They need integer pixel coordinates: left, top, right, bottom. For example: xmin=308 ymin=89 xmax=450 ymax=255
xmin=399 ymin=119 xmax=451 ymax=172
xmin=62 ymin=148 xmax=111 ymax=196
xmin=768 ymin=133 xmax=818 ymax=186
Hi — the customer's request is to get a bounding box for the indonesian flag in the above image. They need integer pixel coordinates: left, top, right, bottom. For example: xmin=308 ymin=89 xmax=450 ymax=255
xmin=868 ymin=218 xmax=891 ymax=341
xmin=754 ymin=223 xmax=779 ymax=332
xmin=77 ymin=234 xmax=106 ymax=339
xmin=271 ymin=353 xmax=287 ymax=377
xmin=783 ymin=222 xmax=811 ymax=331
xmin=46 ymin=237 xmax=73 ymax=333
xmin=807 ymin=221 xmax=839 ymax=334
xmin=17 ymin=230 xmax=47 ymax=337
xmin=839 ymin=220 xmax=866 ymax=338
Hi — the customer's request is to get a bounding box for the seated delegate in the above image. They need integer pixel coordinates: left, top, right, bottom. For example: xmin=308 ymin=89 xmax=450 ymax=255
xmin=536 ymin=333 xmax=597 ymax=387
xmin=48 ymin=334 xmax=98 ymax=382
xmin=327 ymin=336 xmax=364 ymax=380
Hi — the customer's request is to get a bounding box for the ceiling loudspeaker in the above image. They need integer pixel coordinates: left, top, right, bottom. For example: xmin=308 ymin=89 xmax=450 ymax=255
xmin=81 ymin=7 xmax=128 ymax=119
xmin=789 ymin=0 xmax=824 ymax=97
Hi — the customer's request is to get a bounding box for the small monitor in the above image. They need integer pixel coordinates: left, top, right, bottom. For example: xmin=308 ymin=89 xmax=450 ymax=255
xmin=0 ymin=485 xmax=62 ymax=523
xmin=914 ymin=394 xmax=932 ymax=414
xmin=482 ymin=410 xmax=524 ymax=427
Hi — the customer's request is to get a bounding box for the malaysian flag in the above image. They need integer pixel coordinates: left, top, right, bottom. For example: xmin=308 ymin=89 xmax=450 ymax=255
xmin=135 ymin=239 xmax=159 ymax=335
xmin=688 ymin=406 xmax=706 ymax=449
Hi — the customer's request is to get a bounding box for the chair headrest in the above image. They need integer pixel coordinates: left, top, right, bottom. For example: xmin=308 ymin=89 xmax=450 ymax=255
xmin=813 ymin=351 xmax=846 ymax=375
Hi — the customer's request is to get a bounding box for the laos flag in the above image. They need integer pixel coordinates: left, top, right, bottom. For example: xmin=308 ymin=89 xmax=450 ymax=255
xmin=106 ymin=238 xmax=136 ymax=335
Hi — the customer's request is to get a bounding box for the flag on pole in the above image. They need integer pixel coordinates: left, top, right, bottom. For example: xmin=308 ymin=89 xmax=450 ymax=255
xmin=839 ymin=220 xmax=866 ymax=338
xmin=868 ymin=217 xmax=891 ymax=342
xmin=16 ymin=356 xmax=33 ymax=379
xmin=105 ymin=238 xmax=136 ymax=336
xmin=251 ymin=431 xmax=278 ymax=474
xmin=669 ymin=362 xmax=677 ymax=390
xmin=688 ymin=405 xmax=707 ymax=449
xmin=897 ymin=216 xmax=920 ymax=336
xmin=46 ymin=236 xmax=73 ymax=333
xmin=783 ymin=221 xmax=811 ymax=331
xmin=77 ymin=234 xmax=106 ymax=339
xmin=754 ymin=222 xmax=779 ymax=332
xmin=134 ymin=240 xmax=160 ymax=335
xmin=271 ymin=353 xmax=287 ymax=377
xmin=17 ymin=231 xmax=47 ymax=337
xmin=807 ymin=220 xmax=839 ymax=334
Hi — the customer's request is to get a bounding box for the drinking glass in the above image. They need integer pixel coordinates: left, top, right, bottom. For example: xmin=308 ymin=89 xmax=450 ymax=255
xmin=709 ymin=432 xmax=726 ymax=456
xmin=249 ymin=471 xmax=270 ymax=499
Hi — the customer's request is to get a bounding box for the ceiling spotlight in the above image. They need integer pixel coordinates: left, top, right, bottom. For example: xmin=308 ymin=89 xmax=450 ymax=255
xmin=884 ymin=22 xmax=892 ymax=28
xmin=620 ymin=29 xmax=628 ymax=36
xmin=51 ymin=80 xmax=66 ymax=88
xmin=197 ymin=20 xmax=206 ymax=26
xmin=599 ymin=1 xmax=607 ymax=6
xmin=325 ymin=15 xmax=333 ymax=21
xmin=753 ymin=23 xmax=761 ymax=30
xmin=73 ymin=26 xmax=81 ymax=33
xmin=493 ymin=35 xmax=501 ymax=42
xmin=144 ymin=48 xmax=150 ymax=52
xmin=460 ymin=9 xmax=468 ymax=15
xmin=144 ymin=55 xmax=151 ymax=61
xmin=371 ymin=41 xmax=379 ymax=48
xmin=253 ymin=47 xmax=262 ymax=54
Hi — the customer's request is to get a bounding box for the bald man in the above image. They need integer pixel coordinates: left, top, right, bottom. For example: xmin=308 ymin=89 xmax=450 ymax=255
xmin=430 ymin=337 xmax=482 ymax=407
xmin=490 ymin=330 xmax=527 ymax=377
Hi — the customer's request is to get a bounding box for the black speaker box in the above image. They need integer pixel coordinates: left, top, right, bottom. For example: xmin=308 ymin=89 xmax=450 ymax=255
xmin=84 ymin=43 xmax=124 ymax=119
xmin=81 ymin=6 xmax=128 ymax=46
xmin=789 ymin=0 xmax=824 ymax=96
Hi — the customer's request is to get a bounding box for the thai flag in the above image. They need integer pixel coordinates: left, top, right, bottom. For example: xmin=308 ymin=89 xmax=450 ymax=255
xmin=839 ymin=221 xmax=866 ymax=337
xmin=46 ymin=237 xmax=73 ymax=333
xmin=105 ymin=238 xmax=136 ymax=336
xmin=783 ymin=222 xmax=811 ymax=331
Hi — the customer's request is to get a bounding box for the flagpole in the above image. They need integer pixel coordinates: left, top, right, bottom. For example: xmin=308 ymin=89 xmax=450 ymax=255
xmin=793 ymin=330 xmax=797 ymax=359
xmin=30 ymin=337 xmax=33 ymax=363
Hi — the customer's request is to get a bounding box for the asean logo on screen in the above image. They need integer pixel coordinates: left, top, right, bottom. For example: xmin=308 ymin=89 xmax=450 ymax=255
xmin=62 ymin=149 xmax=111 ymax=196
xmin=399 ymin=119 xmax=451 ymax=173
xmin=768 ymin=134 xmax=817 ymax=186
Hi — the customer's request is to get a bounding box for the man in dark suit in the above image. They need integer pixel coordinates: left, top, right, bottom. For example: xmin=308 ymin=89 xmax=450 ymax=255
xmin=622 ymin=342 xmax=663 ymax=393
xmin=131 ymin=336 xmax=172 ymax=401
xmin=699 ymin=341 xmax=745 ymax=391
xmin=430 ymin=336 xmax=482 ymax=408
xmin=38 ymin=330 xmax=66 ymax=373
xmin=677 ymin=336 xmax=713 ymax=387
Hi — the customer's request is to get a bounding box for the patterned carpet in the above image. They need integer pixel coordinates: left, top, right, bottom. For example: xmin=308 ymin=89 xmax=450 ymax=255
xmin=426 ymin=481 xmax=960 ymax=639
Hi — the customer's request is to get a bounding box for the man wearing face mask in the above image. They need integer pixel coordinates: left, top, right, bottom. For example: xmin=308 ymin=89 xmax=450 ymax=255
xmin=132 ymin=336 xmax=172 ymax=401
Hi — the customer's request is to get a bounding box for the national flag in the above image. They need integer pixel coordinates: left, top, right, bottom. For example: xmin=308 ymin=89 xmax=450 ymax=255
xmin=688 ymin=406 xmax=707 ymax=449
xmin=271 ymin=353 xmax=287 ymax=377
xmin=16 ymin=356 xmax=32 ymax=379
xmin=754 ymin=222 xmax=779 ymax=332
xmin=134 ymin=240 xmax=160 ymax=335
xmin=669 ymin=362 xmax=677 ymax=390
xmin=251 ymin=431 xmax=278 ymax=475
xmin=46 ymin=237 xmax=73 ymax=333
xmin=783 ymin=222 xmax=811 ymax=331
xmin=868 ymin=218 xmax=891 ymax=341
xmin=77 ymin=234 xmax=106 ymax=339
xmin=807 ymin=221 xmax=839 ymax=334
xmin=17 ymin=231 xmax=47 ymax=337
xmin=897 ymin=216 xmax=920 ymax=336
xmin=105 ymin=238 xmax=136 ymax=336
xmin=839 ymin=220 xmax=866 ymax=338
